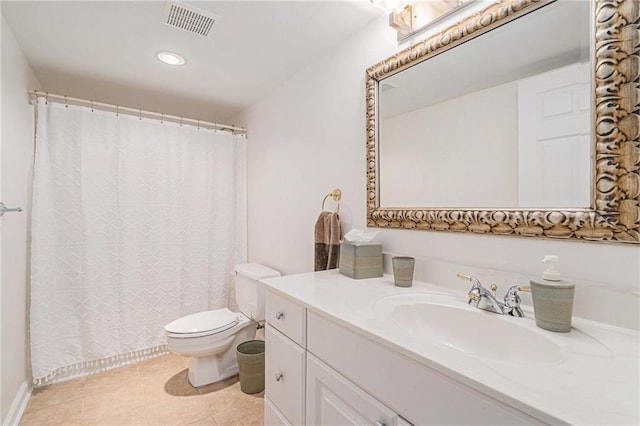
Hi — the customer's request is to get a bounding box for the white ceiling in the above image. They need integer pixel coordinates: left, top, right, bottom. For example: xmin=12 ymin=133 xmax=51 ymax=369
xmin=2 ymin=1 xmax=383 ymax=121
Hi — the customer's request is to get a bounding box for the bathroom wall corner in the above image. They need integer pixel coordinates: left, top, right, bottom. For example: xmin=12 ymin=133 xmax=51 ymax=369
xmin=2 ymin=381 xmax=31 ymax=426
xmin=1 ymin=13 xmax=40 ymax=423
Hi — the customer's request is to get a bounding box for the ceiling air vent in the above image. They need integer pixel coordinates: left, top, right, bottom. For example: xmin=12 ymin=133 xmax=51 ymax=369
xmin=163 ymin=2 xmax=218 ymax=37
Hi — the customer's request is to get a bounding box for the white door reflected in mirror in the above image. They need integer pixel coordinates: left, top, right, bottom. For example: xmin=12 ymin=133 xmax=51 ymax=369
xmin=517 ymin=62 xmax=591 ymax=208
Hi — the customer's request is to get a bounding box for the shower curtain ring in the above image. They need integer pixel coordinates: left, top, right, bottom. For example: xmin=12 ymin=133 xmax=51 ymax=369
xmin=45 ymin=92 xmax=49 ymax=104
xmin=116 ymin=105 xmax=119 ymax=117
xmin=160 ymin=113 xmax=164 ymax=124
xmin=64 ymin=95 xmax=68 ymax=108
xmin=197 ymin=119 xmax=200 ymax=130
xmin=90 ymin=100 xmax=94 ymax=112
xmin=180 ymin=117 xmax=183 ymax=127
xmin=139 ymin=108 xmax=142 ymax=121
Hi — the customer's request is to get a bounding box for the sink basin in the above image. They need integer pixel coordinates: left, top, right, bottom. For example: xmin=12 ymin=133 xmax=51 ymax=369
xmin=374 ymin=292 xmax=563 ymax=364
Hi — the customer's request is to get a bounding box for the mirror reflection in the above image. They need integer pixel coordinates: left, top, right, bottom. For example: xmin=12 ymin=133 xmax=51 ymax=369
xmin=378 ymin=1 xmax=591 ymax=209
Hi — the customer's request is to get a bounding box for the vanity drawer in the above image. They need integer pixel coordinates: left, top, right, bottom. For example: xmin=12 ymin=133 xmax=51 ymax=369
xmin=266 ymin=290 xmax=306 ymax=346
xmin=265 ymin=324 xmax=306 ymax=425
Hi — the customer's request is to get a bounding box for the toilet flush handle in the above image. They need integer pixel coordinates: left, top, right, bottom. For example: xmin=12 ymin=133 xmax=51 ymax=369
xmin=275 ymin=372 xmax=283 ymax=382
xmin=275 ymin=311 xmax=284 ymax=320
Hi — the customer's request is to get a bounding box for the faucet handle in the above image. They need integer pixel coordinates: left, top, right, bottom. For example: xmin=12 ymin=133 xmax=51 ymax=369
xmin=505 ymin=285 xmax=529 ymax=302
xmin=490 ymin=284 xmax=498 ymax=297
xmin=457 ymin=273 xmax=483 ymax=292
xmin=457 ymin=273 xmax=485 ymax=289
xmin=504 ymin=285 xmax=530 ymax=317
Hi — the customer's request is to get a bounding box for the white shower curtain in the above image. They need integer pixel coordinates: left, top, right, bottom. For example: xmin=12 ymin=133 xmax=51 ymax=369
xmin=30 ymin=97 xmax=246 ymax=385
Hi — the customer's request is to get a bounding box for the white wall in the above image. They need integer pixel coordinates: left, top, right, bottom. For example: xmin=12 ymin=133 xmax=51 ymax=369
xmin=380 ymin=81 xmax=518 ymax=207
xmin=236 ymin=14 xmax=639 ymax=328
xmin=1 ymin=15 xmax=40 ymax=423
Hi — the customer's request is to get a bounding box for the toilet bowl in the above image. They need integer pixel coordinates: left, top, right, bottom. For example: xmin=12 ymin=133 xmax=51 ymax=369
xmin=165 ymin=308 xmax=255 ymax=387
xmin=165 ymin=263 xmax=280 ymax=387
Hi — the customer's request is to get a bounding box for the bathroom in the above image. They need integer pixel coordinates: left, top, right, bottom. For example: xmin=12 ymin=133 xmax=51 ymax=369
xmin=2 ymin=0 xmax=639 ymax=425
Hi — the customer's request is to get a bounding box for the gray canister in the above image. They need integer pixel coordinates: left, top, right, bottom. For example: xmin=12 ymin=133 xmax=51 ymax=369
xmin=236 ymin=340 xmax=265 ymax=394
xmin=392 ymin=256 xmax=415 ymax=287
xmin=530 ymin=278 xmax=575 ymax=333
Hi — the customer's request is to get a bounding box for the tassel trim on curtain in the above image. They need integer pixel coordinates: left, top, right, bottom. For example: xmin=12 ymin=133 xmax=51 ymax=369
xmin=32 ymin=345 xmax=169 ymax=387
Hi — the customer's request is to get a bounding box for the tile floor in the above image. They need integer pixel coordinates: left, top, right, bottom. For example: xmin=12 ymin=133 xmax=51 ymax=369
xmin=20 ymin=353 xmax=264 ymax=426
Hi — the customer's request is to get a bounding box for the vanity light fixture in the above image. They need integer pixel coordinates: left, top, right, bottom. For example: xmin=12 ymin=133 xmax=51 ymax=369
xmin=369 ymin=0 xmax=411 ymax=13
xmin=156 ymin=51 xmax=186 ymax=66
xmin=371 ymin=0 xmax=476 ymax=41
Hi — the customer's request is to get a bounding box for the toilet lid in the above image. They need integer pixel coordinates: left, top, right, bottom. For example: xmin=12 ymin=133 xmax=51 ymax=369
xmin=165 ymin=308 xmax=239 ymax=337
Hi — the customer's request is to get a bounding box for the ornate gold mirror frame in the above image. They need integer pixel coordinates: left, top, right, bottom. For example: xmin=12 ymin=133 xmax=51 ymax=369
xmin=366 ymin=0 xmax=639 ymax=243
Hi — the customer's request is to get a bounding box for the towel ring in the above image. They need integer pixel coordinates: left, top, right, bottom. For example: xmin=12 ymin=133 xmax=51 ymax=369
xmin=322 ymin=189 xmax=342 ymax=213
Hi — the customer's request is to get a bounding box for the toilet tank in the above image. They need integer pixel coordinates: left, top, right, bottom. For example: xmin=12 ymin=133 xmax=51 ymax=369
xmin=234 ymin=263 xmax=280 ymax=321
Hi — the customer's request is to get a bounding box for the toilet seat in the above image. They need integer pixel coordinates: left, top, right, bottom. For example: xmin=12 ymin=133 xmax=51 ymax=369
xmin=165 ymin=308 xmax=240 ymax=338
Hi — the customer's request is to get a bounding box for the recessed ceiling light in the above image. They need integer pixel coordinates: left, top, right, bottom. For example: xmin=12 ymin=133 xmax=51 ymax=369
xmin=156 ymin=51 xmax=186 ymax=66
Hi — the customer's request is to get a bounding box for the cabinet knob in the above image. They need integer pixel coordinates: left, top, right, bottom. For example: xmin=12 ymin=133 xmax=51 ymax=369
xmin=275 ymin=311 xmax=284 ymax=320
xmin=275 ymin=372 xmax=283 ymax=382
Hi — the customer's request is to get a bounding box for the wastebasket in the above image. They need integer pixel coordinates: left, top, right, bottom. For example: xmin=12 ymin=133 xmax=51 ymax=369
xmin=236 ymin=340 xmax=265 ymax=394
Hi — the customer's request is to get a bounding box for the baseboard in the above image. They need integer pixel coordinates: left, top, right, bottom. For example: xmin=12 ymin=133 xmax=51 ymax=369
xmin=3 ymin=380 xmax=31 ymax=426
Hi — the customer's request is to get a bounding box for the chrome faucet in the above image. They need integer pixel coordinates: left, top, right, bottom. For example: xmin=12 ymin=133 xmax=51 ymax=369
xmin=457 ymin=273 xmax=530 ymax=317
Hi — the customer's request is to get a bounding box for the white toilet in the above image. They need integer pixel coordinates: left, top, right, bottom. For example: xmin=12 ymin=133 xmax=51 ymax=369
xmin=165 ymin=263 xmax=280 ymax=387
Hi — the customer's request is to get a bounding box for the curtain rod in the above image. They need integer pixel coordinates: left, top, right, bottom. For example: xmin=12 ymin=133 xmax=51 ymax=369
xmin=28 ymin=90 xmax=247 ymax=135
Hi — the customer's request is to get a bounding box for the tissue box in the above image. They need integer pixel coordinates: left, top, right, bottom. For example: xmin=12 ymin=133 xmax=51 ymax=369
xmin=339 ymin=242 xmax=383 ymax=279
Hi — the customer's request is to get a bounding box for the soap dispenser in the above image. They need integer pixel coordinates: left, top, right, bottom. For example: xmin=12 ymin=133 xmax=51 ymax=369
xmin=530 ymin=255 xmax=575 ymax=332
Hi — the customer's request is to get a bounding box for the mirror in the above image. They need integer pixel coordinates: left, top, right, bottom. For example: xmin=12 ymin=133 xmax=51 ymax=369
xmin=366 ymin=0 xmax=639 ymax=243
xmin=379 ymin=1 xmax=590 ymax=209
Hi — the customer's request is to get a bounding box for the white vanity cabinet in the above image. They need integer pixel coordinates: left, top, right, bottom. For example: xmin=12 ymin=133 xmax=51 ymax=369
xmin=262 ymin=270 xmax=639 ymax=425
xmin=264 ymin=287 xmax=539 ymax=426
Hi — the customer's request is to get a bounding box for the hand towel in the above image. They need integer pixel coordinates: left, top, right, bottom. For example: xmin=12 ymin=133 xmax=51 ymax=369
xmin=314 ymin=211 xmax=341 ymax=271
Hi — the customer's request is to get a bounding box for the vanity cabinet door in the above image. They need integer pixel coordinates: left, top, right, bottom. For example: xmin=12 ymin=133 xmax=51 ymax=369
xmin=264 ymin=396 xmax=293 ymax=426
xmin=306 ymin=353 xmax=405 ymax=426
xmin=265 ymin=324 xmax=306 ymax=425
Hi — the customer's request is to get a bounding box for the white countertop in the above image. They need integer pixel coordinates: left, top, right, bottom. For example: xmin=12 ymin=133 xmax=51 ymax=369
xmin=261 ymin=270 xmax=639 ymax=425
